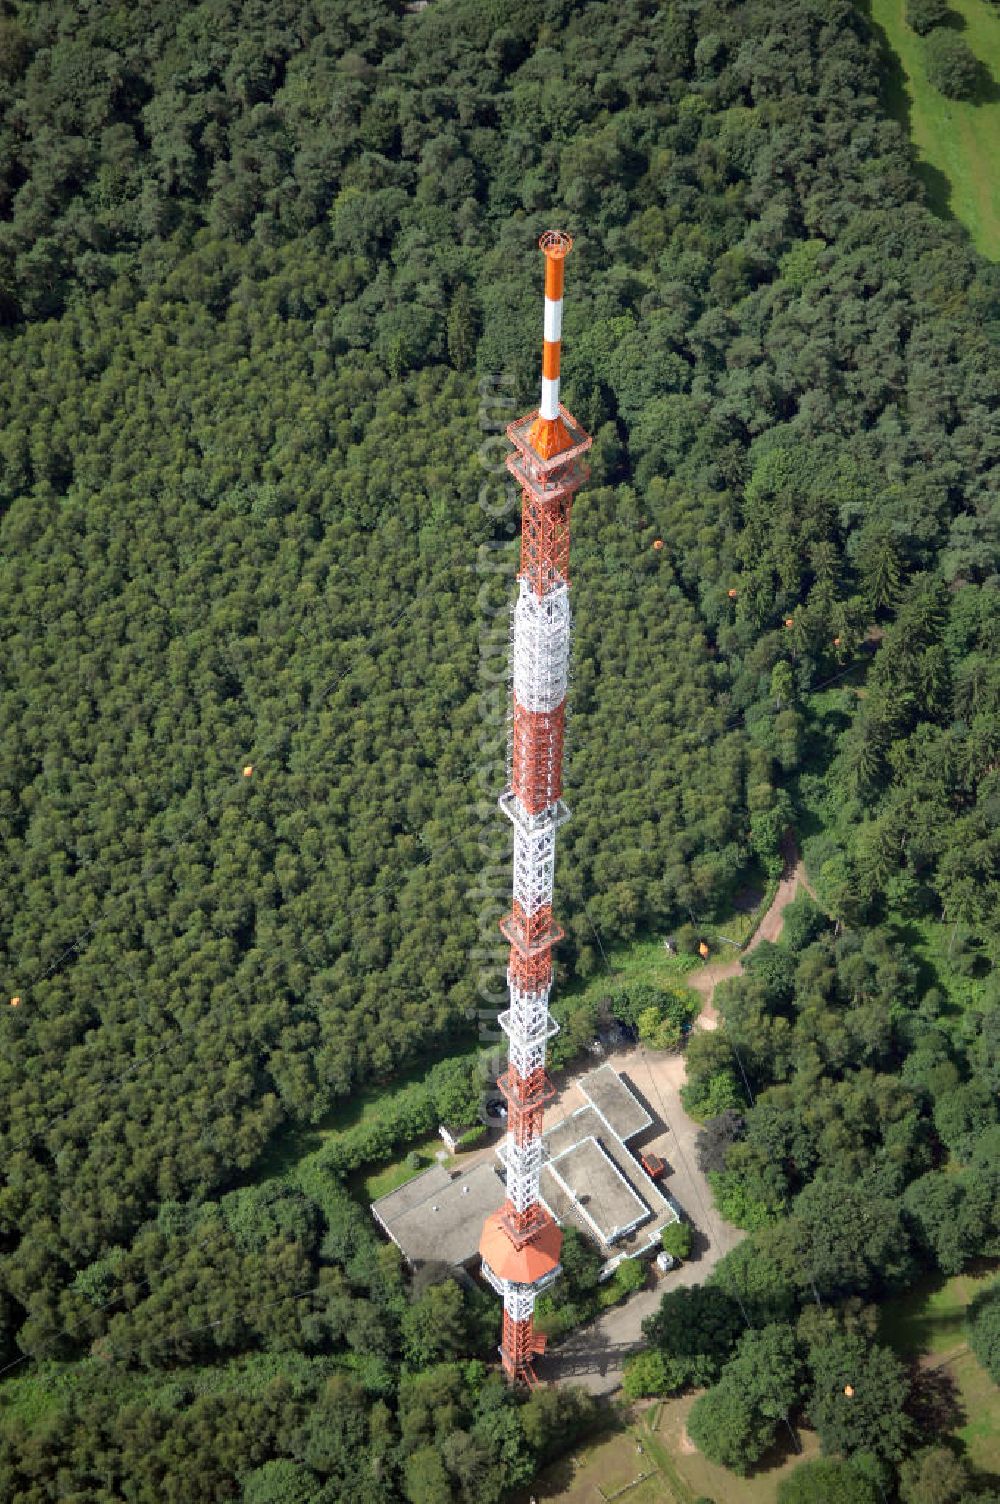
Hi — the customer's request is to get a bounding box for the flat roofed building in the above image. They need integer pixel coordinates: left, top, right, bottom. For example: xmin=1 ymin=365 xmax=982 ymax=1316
xmin=370 ymin=1068 xmax=681 ymax=1280
xmin=371 ymin=1161 xmax=505 ymax=1272
xmin=500 ymin=1067 xmax=680 ymax=1269
xmin=547 ymin=1135 xmax=649 ymax=1245
xmin=578 ymin=1062 xmax=652 ymax=1142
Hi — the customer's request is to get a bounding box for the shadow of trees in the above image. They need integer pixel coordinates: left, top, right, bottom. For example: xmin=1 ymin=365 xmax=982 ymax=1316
xmin=907 ymin=1359 xmax=966 ymax=1436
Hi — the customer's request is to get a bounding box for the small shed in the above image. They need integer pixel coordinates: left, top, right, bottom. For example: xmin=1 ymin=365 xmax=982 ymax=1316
xmin=438 ymin=1123 xmax=476 ymax=1154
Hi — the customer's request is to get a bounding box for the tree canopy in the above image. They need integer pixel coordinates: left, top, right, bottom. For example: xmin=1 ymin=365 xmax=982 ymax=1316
xmin=1 ymin=0 xmax=998 ymax=1493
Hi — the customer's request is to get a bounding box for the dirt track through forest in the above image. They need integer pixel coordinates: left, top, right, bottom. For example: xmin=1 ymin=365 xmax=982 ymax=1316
xmin=688 ymin=832 xmax=818 ymax=1030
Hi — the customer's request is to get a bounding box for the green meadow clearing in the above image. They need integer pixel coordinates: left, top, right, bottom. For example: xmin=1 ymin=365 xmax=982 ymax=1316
xmin=880 ymin=1265 xmax=1000 ymax=1480
xmin=866 ymin=0 xmax=1000 ymax=258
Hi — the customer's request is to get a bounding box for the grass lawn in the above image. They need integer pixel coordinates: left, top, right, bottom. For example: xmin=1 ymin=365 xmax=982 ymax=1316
xmin=568 ymin=934 xmax=702 ymax=992
xmin=864 ymin=0 xmax=1000 ymax=259
xmin=714 ymin=874 xmax=777 ymax=949
xmin=516 ymin=1410 xmax=672 ymax=1504
xmin=523 ymin=1400 xmax=821 ymax=1504
xmin=879 ymin=1265 xmax=1000 ymax=1478
xmin=357 ymin=1133 xmax=453 ymax=1202
xmin=646 ymin=1396 xmax=821 ymax=1504
xmin=550 ymin=932 xmax=703 ymax=1068
xmin=955 ymin=1348 xmax=1000 ymax=1475
xmin=879 ymin=1266 xmax=994 ymax=1355
xmin=553 ymin=934 xmax=700 ymax=1037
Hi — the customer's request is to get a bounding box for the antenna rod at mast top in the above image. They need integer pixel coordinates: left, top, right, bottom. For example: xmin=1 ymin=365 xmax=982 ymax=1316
xmin=529 ymin=230 xmax=575 ymax=461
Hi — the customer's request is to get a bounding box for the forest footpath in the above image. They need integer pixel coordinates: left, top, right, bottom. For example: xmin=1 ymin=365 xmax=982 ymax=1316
xmin=689 ymin=832 xmax=820 ymax=1030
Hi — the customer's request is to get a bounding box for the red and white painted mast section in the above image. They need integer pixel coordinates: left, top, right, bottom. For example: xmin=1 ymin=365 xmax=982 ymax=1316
xmin=481 ymin=229 xmax=592 ymax=1387
xmin=526 ymin=231 xmax=576 ymax=464
xmin=504 ymin=574 xmax=570 ymax=1086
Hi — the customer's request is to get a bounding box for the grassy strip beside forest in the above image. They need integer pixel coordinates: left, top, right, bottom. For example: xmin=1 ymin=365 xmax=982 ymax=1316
xmin=866 ymin=0 xmax=1000 ymax=259
xmin=880 ymin=1267 xmax=1000 ymax=1482
xmin=524 ymin=1399 xmax=823 ymax=1504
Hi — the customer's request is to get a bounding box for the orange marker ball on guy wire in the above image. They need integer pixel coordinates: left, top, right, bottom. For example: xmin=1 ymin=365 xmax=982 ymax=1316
xmin=698 ymin=941 xmax=710 ymax=959
xmin=243 ymin=765 xmax=254 ymax=778
xmin=9 ymin=996 xmax=20 ymax=1008
xmin=727 ymin=588 xmax=738 ymax=600
xmin=844 ymin=1385 xmax=855 ymax=1398
xmin=833 ymin=636 xmax=842 ymax=647
xmin=652 ymin=539 xmax=664 ymax=551
xmin=784 ymin=618 xmax=794 ymax=629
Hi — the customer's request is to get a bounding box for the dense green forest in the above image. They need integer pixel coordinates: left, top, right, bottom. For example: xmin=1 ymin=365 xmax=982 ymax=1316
xmin=1 ymin=0 xmax=997 ymax=1496
xmin=627 ymin=901 xmax=1000 ymax=1494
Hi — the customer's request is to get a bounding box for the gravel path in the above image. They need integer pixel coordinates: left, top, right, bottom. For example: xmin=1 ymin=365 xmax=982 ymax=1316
xmin=688 ymin=832 xmax=816 ymax=1029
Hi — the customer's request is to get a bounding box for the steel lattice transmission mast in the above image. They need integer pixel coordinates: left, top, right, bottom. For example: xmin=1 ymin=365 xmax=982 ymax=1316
xmin=479 ymin=230 xmax=592 ymax=1386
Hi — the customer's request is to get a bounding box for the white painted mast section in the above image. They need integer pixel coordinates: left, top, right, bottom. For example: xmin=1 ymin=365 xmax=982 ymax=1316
xmin=539 ymin=289 xmax=564 ymax=419
xmin=512 ymin=582 xmax=570 ymax=712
